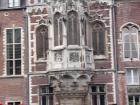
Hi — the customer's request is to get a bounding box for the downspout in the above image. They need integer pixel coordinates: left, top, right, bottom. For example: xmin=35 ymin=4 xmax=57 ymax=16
xmin=112 ymin=0 xmax=119 ymax=105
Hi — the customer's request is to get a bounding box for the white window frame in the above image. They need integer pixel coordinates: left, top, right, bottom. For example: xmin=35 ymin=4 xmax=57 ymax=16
xmin=90 ymin=85 xmax=106 ymax=105
xmin=5 ymin=27 xmax=22 ymax=76
xmin=126 ymin=68 xmax=139 ymax=85
xmin=39 ymin=85 xmax=53 ymax=105
xmin=122 ymin=25 xmax=139 ymax=61
xmin=8 ymin=0 xmax=20 ymax=7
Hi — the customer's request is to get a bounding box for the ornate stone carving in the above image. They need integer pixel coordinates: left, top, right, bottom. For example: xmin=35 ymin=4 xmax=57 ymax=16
xmin=89 ymin=2 xmax=110 ymax=10
xmin=86 ymin=51 xmax=92 ymax=64
xmin=69 ymin=52 xmax=79 ymax=62
xmin=54 ymin=51 xmax=63 ymax=62
xmin=86 ymin=12 xmax=103 ymax=22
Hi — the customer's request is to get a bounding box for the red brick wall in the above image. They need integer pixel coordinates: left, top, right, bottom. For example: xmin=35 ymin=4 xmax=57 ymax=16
xmin=0 ymin=9 xmax=28 ymax=105
xmin=116 ymin=1 xmax=140 ymax=105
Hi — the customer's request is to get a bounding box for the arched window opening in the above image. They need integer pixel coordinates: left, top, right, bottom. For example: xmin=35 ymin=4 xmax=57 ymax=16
xmin=54 ymin=12 xmax=63 ymax=46
xmin=92 ymin=22 xmax=105 ymax=55
xmin=122 ymin=24 xmax=139 ymax=59
xmin=36 ymin=25 xmax=48 ymax=59
xmin=67 ymin=11 xmax=80 ymax=45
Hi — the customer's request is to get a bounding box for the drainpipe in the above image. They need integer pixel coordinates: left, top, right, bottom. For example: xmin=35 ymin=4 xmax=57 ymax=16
xmin=24 ymin=9 xmax=30 ymax=105
xmin=112 ymin=0 xmax=119 ymax=105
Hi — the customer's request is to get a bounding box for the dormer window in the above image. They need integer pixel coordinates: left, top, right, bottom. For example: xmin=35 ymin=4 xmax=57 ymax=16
xmin=8 ymin=0 xmax=20 ymax=7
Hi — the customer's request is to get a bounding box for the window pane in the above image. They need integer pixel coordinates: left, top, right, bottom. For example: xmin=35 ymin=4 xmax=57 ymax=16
xmin=15 ymin=29 xmax=21 ymax=43
xmin=124 ymin=35 xmax=129 ymax=42
xmin=49 ymin=87 xmax=53 ymax=93
xmin=132 ymin=51 xmax=138 ymax=58
xmin=131 ymin=35 xmax=136 ymax=43
xmin=67 ymin=11 xmax=79 ymax=45
xmin=15 ymin=60 xmax=21 ymax=75
xmin=92 ymin=95 xmax=97 ymax=105
xmin=41 ymin=96 xmax=48 ymax=105
xmin=36 ymin=26 xmax=48 ymax=59
xmin=125 ymin=51 xmax=130 ymax=58
xmin=7 ymin=45 xmax=13 ymax=59
xmin=93 ymin=31 xmax=97 ymax=55
xmin=100 ymin=95 xmax=105 ymax=105
xmin=133 ymin=70 xmax=139 ymax=84
xmin=99 ymin=30 xmax=105 ymax=54
xmin=124 ymin=43 xmax=130 ymax=51
xmin=14 ymin=0 xmax=20 ymax=7
xmin=8 ymin=0 xmax=14 ymax=7
xmin=7 ymin=60 xmax=13 ymax=75
xmin=8 ymin=102 xmax=13 ymax=105
xmin=15 ymin=44 xmax=21 ymax=59
xmin=7 ymin=29 xmax=13 ymax=43
xmin=59 ymin=20 xmax=63 ymax=45
xmin=128 ymin=96 xmax=133 ymax=105
xmin=126 ymin=70 xmax=132 ymax=85
xmin=135 ymin=96 xmax=139 ymax=105
xmin=54 ymin=18 xmax=58 ymax=46
xmin=99 ymin=85 xmax=105 ymax=92
xmin=67 ymin=15 xmax=72 ymax=45
xmin=131 ymin=43 xmax=137 ymax=50
xmin=41 ymin=86 xmax=47 ymax=93
xmin=91 ymin=85 xmax=97 ymax=92
xmin=15 ymin=102 xmax=20 ymax=105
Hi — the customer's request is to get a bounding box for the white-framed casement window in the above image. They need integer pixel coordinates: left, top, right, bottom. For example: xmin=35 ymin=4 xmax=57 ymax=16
xmin=6 ymin=28 xmax=22 ymax=75
xmin=122 ymin=24 xmax=139 ymax=60
xmin=91 ymin=84 xmax=106 ymax=105
xmin=8 ymin=0 xmax=20 ymax=7
xmin=128 ymin=95 xmax=140 ymax=105
xmin=126 ymin=68 xmax=139 ymax=85
xmin=54 ymin=12 xmax=63 ymax=46
xmin=39 ymin=85 xmax=53 ymax=105
xmin=7 ymin=101 xmax=21 ymax=105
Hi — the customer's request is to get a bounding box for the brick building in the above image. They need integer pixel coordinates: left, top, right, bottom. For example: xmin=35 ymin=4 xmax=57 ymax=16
xmin=0 ymin=0 xmax=140 ymax=105
xmin=116 ymin=0 xmax=140 ymax=105
xmin=0 ymin=0 xmax=27 ymax=105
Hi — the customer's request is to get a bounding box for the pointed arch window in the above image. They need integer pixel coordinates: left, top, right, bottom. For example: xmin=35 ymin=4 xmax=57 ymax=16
xmin=36 ymin=25 xmax=48 ymax=59
xmin=92 ymin=22 xmax=105 ymax=55
xmin=122 ymin=24 xmax=139 ymax=59
xmin=67 ymin=11 xmax=80 ymax=45
xmin=54 ymin=12 xmax=63 ymax=46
